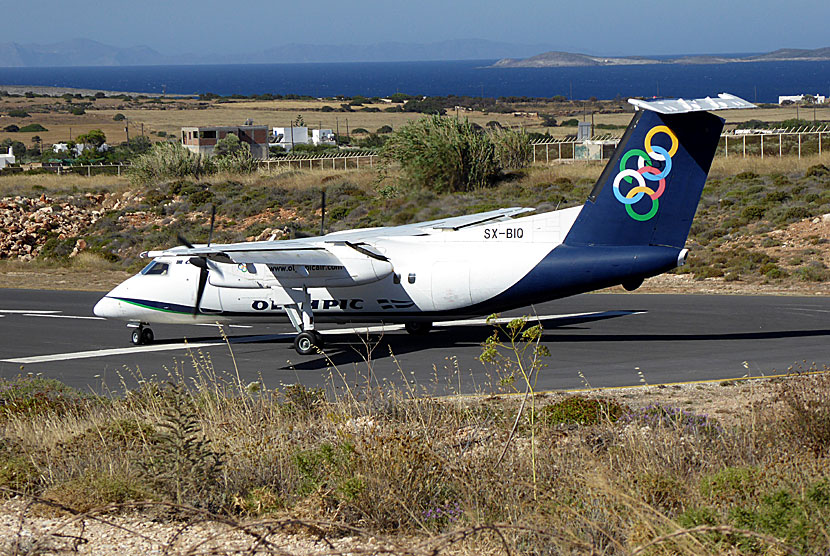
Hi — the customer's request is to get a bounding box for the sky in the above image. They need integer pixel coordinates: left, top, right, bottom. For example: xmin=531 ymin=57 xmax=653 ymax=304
xmin=2 ymin=0 xmax=829 ymax=57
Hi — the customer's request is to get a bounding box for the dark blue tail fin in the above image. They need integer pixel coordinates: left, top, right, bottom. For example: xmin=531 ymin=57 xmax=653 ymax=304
xmin=564 ymin=108 xmax=724 ymax=249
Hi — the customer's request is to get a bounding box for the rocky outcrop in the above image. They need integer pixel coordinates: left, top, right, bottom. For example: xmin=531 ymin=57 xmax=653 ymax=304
xmin=0 ymin=194 xmax=104 ymax=261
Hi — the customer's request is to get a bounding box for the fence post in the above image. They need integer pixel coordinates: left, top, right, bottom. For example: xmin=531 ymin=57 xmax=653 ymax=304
xmin=724 ymin=136 xmax=728 ymax=158
xmin=88 ymin=165 xmax=91 ymax=177
xmin=558 ymin=143 xmax=561 ymax=161
xmin=779 ymin=134 xmax=782 ymax=157
xmin=798 ymin=133 xmax=802 ymax=159
xmin=760 ymin=135 xmax=764 ymax=159
xmin=742 ymin=135 xmax=746 ymax=158
xmin=545 ymin=143 xmax=549 ymax=164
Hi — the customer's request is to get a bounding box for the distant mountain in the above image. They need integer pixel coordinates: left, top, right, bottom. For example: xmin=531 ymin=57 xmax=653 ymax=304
xmin=0 ymin=38 xmax=555 ymax=67
xmin=492 ymin=46 xmax=830 ymax=67
xmin=0 ymin=39 xmax=167 ymax=67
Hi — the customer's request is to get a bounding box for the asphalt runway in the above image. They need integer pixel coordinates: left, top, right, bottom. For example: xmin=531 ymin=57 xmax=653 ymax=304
xmin=0 ymin=288 xmax=828 ymax=395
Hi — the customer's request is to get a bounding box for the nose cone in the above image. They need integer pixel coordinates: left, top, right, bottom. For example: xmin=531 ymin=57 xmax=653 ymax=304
xmin=93 ymin=296 xmax=122 ymax=318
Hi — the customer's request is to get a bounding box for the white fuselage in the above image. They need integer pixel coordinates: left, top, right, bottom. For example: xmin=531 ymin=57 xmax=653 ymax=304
xmin=93 ymin=206 xmax=582 ymax=325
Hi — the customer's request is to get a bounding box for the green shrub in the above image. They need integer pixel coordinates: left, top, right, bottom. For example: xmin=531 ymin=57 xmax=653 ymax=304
xmin=18 ymin=123 xmax=47 ymax=132
xmin=113 ymin=113 xmax=126 ymax=121
xmin=492 ymin=128 xmax=532 ymax=169
xmin=129 ymin=142 xmax=215 ymax=184
xmin=7 ymin=109 xmax=29 ymax=118
xmin=381 ymin=115 xmax=500 ymax=192
xmin=541 ymin=396 xmax=625 ymax=426
xmin=701 ymin=466 xmax=760 ymax=505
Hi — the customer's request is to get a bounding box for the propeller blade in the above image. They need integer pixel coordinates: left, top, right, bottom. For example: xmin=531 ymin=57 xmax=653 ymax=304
xmin=207 ymin=205 xmax=216 ymax=246
xmin=320 ymin=190 xmax=326 ymax=236
xmin=178 ymin=234 xmax=195 ymax=249
xmin=194 ymin=265 xmax=208 ymax=316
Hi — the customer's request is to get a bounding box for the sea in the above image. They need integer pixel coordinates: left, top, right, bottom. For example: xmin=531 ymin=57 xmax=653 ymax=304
xmin=1 ymin=59 xmax=829 ymax=102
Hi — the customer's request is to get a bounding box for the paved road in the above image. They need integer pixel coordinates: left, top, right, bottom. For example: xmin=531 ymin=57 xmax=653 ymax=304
xmin=0 ymin=288 xmax=828 ymax=395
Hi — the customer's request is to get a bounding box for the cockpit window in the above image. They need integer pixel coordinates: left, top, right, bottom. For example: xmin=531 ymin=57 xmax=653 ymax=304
xmin=140 ymin=261 xmax=169 ymax=275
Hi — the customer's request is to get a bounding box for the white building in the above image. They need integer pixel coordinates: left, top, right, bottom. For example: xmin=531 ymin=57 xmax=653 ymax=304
xmin=272 ymin=127 xmax=309 ymax=151
xmin=312 ymin=129 xmax=336 ymax=146
xmin=0 ymin=146 xmax=15 ymax=169
xmin=779 ymin=94 xmax=826 ymax=104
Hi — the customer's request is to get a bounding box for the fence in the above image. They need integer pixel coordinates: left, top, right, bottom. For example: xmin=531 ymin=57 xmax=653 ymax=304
xmin=0 ymin=162 xmax=132 ymax=177
xmin=258 ymin=151 xmax=378 ymax=172
xmin=529 ymin=126 xmax=830 ymax=163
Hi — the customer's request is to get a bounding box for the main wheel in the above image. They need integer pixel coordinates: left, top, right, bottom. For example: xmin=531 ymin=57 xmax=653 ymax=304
xmin=131 ymin=328 xmax=143 ymax=345
xmin=294 ymin=331 xmax=321 ymax=355
xmin=140 ymin=327 xmax=154 ymax=345
xmin=405 ymin=321 xmax=432 ymax=335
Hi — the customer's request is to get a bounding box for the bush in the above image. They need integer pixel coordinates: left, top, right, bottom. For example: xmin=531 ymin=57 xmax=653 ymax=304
xmin=541 ymin=396 xmax=625 ymax=426
xmin=492 ymin=128 xmax=532 ymax=169
xmin=7 ymin=109 xmax=29 ymax=118
xmin=2 ymin=124 xmax=18 ymax=132
xmin=214 ymin=148 xmax=257 ymax=174
xmin=69 ymin=106 xmax=86 ymax=115
xmin=380 ymin=115 xmax=499 ymax=192
xmin=129 ymin=142 xmax=214 ymax=184
xmin=113 ymin=113 xmax=126 ymax=121
xmin=18 ymin=123 xmax=48 ymax=132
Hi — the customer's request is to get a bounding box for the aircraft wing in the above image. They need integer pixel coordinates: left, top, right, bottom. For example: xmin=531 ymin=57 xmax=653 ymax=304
xmin=142 ymin=206 xmax=534 ymax=263
xmin=320 ymin=206 xmax=535 ymax=241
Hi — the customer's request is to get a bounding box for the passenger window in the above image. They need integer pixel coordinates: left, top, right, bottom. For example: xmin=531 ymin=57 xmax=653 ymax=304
xmin=141 ymin=261 xmax=169 ymax=275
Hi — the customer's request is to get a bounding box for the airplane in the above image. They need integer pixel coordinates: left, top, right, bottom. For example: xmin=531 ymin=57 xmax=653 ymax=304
xmin=93 ymin=93 xmax=754 ymax=355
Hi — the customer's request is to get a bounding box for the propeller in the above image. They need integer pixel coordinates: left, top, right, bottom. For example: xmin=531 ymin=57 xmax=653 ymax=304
xmin=320 ymin=190 xmax=326 ymax=236
xmin=178 ymin=205 xmax=216 ymax=315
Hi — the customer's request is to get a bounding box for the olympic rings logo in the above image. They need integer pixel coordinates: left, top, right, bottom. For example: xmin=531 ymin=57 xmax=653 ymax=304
xmin=612 ymin=125 xmax=679 ymax=221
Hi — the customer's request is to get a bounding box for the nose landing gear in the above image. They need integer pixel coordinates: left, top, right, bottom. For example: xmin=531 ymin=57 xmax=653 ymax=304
xmin=129 ymin=324 xmax=154 ymax=346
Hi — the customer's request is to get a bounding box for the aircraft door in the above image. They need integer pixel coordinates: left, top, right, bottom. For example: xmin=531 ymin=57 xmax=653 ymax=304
xmin=431 ymin=262 xmax=472 ymax=311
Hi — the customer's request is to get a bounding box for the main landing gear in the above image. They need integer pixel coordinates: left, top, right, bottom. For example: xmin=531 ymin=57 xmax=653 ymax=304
xmin=293 ymin=330 xmax=325 ymax=356
xmin=282 ymin=286 xmax=325 ymax=355
xmin=129 ymin=324 xmax=154 ymax=345
xmin=404 ymin=321 xmax=432 ymax=335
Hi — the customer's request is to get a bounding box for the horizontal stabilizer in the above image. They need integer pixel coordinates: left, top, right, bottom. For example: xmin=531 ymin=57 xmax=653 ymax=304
xmin=629 ymin=93 xmax=755 ymax=114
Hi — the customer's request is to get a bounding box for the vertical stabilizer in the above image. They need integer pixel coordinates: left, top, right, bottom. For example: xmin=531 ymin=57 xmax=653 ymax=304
xmin=564 ymin=105 xmax=727 ymax=249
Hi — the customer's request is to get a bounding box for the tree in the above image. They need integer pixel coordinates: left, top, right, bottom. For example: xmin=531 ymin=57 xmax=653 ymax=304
xmin=0 ymin=139 xmax=26 ymax=157
xmin=76 ymin=129 xmax=107 ymax=149
xmin=293 ymin=114 xmax=305 ymax=127
xmin=31 ymin=136 xmax=41 ymax=154
xmin=113 ymin=113 xmax=126 ymax=121
xmin=214 ymin=133 xmax=249 ymax=157
xmin=3 ymin=124 xmax=19 ymax=133
xmin=540 ymin=114 xmax=558 ymax=127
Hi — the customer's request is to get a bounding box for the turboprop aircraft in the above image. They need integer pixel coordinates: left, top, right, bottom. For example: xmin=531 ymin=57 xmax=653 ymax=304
xmin=93 ymin=93 xmax=754 ymax=355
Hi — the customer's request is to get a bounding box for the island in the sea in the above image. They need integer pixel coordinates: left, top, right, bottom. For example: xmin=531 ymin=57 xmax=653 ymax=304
xmin=490 ymin=47 xmax=830 ymax=68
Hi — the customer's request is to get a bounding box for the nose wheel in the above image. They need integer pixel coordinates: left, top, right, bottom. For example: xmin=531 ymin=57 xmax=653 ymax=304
xmin=130 ymin=326 xmax=154 ymax=346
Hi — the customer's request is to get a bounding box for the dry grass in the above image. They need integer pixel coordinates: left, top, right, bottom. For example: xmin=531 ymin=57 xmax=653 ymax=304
xmin=0 ymin=172 xmax=130 ymax=196
xmin=0 ymin=333 xmax=828 ymax=554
